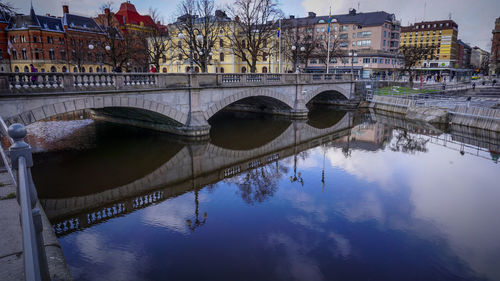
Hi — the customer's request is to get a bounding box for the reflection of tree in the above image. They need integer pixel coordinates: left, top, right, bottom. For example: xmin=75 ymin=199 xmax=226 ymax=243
xmin=390 ymin=130 xmax=429 ymax=154
xmin=229 ymin=162 xmax=287 ymax=204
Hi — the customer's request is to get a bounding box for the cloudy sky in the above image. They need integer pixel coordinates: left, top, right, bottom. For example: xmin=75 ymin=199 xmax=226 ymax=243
xmin=17 ymin=0 xmax=499 ymax=50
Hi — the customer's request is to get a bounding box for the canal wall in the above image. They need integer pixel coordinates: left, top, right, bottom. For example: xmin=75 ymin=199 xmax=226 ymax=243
xmin=0 ymin=171 xmax=73 ymax=281
xmin=368 ymin=96 xmax=500 ymax=132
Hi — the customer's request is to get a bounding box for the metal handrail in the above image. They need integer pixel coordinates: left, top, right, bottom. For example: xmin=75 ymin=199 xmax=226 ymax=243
xmin=8 ymin=124 xmax=50 ymax=281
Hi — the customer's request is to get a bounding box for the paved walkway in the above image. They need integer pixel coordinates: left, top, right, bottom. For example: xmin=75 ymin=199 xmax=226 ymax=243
xmin=0 ymin=169 xmax=73 ymax=281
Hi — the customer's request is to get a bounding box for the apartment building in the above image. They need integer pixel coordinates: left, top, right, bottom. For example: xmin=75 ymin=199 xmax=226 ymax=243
xmin=400 ymin=20 xmax=459 ymax=68
xmin=282 ymin=9 xmax=403 ymax=78
xmin=491 ymin=17 xmax=500 ymax=75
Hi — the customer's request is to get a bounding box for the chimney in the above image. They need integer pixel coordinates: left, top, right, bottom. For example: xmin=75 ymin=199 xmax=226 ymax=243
xmin=289 ymin=15 xmax=295 ymax=19
xmin=46 ymin=13 xmax=51 ymax=17
xmin=349 ymin=8 xmax=356 ymax=16
xmin=308 ymin=12 xmax=316 ymax=18
xmin=235 ymin=15 xmax=240 ymax=22
xmin=62 ymin=5 xmax=69 ymax=14
xmin=157 ymin=21 xmax=161 ymax=25
xmin=104 ymin=8 xmax=110 ymax=14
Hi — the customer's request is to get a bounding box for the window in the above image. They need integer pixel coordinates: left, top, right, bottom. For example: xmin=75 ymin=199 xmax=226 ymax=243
xmin=177 ymin=41 xmax=182 ymax=48
xmin=357 ymin=31 xmax=371 ymax=38
xmin=356 ymin=40 xmax=371 ymax=47
xmin=220 ymin=52 xmax=224 ymax=62
xmin=383 ymin=40 xmax=386 ymax=46
xmin=262 ymin=52 xmax=268 ymax=61
xmin=60 ymin=37 xmax=65 ymax=45
xmin=219 ymin=38 xmax=224 ymax=48
xmin=47 ymin=36 xmax=53 ymax=44
xmin=49 ymin=49 xmax=55 ymax=60
xmin=12 ymin=49 xmax=17 ymax=60
xmin=340 ymin=25 xmax=348 ymax=31
xmin=363 ymin=58 xmax=370 ymax=64
xmin=162 ymin=67 xmax=167 ymax=73
xmin=339 ymin=42 xmax=348 ymax=48
xmin=241 ymin=40 xmax=246 ymax=48
xmin=339 ymin=33 xmax=348 ymax=39
xmin=341 ymin=57 xmax=348 ymax=64
xmin=372 ymin=58 xmax=377 ymax=63
xmin=220 ymin=67 xmax=224 ymax=73
xmin=20 ymin=36 xmax=26 ymax=43
xmin=330 ymin=58 xmax=337 ymax=63
xmin=352 ymin=57 xmax=358 ymax=63
xmin=352 ymin=33 xmax=356 ymax=38
xmin=178 ymin=53 xmax=182 ymax=60
xmin=33 ymin=35 xmax=37 ymax=42
xmin=384 ymin=30 xmax=386 ymax=37
xmin=35 ymin=48 xmax=39 ymax=59
xmin=22 ymin=49 xmax=27 ymax=59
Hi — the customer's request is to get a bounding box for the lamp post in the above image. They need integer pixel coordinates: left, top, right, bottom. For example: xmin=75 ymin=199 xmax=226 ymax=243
xmin=178 ymin=31 xmax=203 ymax=73
xmin=349 ymin=50 xmax=357 ymax=95
xmin=292 ymin=45 xmax=305 ymax=73
xmin=88 ymin=42 xmax=110 ymax=72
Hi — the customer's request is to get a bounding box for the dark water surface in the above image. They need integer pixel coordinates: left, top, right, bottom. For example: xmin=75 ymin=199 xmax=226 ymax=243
xmin=29 ymin=109 xmax=500 ymax=281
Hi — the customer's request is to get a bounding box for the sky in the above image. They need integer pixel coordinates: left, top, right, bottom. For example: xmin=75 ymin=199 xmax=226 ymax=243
xmin=16 ymin=0 xmax=499 ymax=50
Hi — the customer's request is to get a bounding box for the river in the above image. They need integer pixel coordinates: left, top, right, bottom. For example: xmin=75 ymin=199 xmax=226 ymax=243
xmin=24 ymin=108 xmax=500 ymax=281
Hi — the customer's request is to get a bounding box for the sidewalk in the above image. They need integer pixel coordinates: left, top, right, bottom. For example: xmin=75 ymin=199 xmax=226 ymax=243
xmin=0 ymin=170 xmax=73 ymax=281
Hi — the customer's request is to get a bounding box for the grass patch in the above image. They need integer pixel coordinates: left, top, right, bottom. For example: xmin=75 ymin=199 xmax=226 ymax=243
xmin=375 ymin=86 xmax=438 ymax=96
xmin=1 ymin=192 xmax=16 ymax=200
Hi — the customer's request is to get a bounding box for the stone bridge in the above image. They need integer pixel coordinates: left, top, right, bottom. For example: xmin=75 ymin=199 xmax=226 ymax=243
xmin=0 ymin=72 xmax=354 ymax=138
xmin=40 ymin=112 xmax=355 ymax=234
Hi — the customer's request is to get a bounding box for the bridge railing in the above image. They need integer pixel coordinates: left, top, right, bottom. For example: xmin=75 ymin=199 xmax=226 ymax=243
xmin=7 ymin=124 xmax=50 ymax=281
xmin=0 ymin=72 xmax=353 ymax=94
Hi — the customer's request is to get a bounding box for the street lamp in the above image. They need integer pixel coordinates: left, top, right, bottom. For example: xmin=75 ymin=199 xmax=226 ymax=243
xmin=292 ymin=45 xmax=305 ymax=73
xmin=178 ymin=30 xmax=205 ymax=74
xmin=349 ymin=50 xmax=357 ymax=95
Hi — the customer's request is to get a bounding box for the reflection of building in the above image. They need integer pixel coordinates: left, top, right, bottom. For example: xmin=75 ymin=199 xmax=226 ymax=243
xmin=333 ymin=122 xmax=390 ymax=152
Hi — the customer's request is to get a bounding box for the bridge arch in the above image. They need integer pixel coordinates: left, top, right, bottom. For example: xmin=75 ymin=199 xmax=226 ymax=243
xmin=304 ymin=84 xmax=351 ymax=105
xmin=204 ymin=88 xmax=295 ymax=120
xmin=5 ymin=96 xmax=188 ymax=127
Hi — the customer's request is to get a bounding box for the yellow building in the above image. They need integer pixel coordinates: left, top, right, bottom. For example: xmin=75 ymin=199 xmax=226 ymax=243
xmin=400 ymin=20 xmax=459 ymax=68
xmin=159 ymin=16 xmax=280 ymax=74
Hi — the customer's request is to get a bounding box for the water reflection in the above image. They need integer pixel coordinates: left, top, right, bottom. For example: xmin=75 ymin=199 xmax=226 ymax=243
xmin=27 ymin=108 xmax=500 ymax=281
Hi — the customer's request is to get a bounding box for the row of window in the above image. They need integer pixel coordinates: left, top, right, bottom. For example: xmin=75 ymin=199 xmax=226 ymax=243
xmin=403 ymin=30 xmax=443 ymax=37
xmin=9 ymin=48 xmax=104 ymax=62
xmin=403 ymin=37 xmax=442 ymax=43
xmin=13 ymin=65 xmax=110 ymax=73
xmin=414 ymin=22 xmax=450 ymax=29
xmin=323 ymin=57 xmax=402 ymax=65
xmin=9 ymin=35 xmax=64 ymax=44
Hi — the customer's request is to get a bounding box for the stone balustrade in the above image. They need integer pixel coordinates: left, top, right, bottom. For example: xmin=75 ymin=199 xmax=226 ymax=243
xmin=0 ymin=72 xmax=352 ymax=94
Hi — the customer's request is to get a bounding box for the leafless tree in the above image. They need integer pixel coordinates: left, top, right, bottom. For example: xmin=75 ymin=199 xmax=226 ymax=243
xmin=95 ymin=2 xmax=128 ymax=71
xmin=400 ymin=45 xmax=436 ymax=87
xmin=225 ymin=0 xmax=282 ymax=73
xmin=67 ymin=35 xmax=89 ymax=72
xmin=0 ymin=0 xmax=15 ymax=16
xmin=143 ymin=8 xmax=171 ymax=71
xmin=174 ymin=0 xmax=226 ymax=72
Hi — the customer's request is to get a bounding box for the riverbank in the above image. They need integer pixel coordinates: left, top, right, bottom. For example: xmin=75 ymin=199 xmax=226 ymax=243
xmin=364 ymin=93 xmax=500 ymax=132
xmin=0 ymin=170 xmax=73 ymax=281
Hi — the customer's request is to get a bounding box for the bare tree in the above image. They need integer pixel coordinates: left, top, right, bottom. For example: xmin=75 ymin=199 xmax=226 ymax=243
xmin=143 ymin=8 xmax=171 ymax=71
xmin=95 ymin=2 xmax=128 ymax=71
xmin=400 ymin=45 xmax=436 ymax=87
xmin=67 ymin=35 xmax=89 ymax=72
xmin=175 ymin=0 xmax=226 ymax=72
xmin=225 ymin=0 xmax=282 ymax=73
xmin=0 ymin=1 xmax=15 ymax=16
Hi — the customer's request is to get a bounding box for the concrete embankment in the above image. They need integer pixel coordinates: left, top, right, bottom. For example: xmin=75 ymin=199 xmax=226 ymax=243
xmin=0 ymin=170 xmax=73 ymax=281
xmin=366 ymin=95 xmax=500 ymax=132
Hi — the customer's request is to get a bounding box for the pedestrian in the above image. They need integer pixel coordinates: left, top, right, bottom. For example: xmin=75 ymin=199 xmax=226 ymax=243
xmin=30 ymin=64 xmax=37 ymax=84
xmin=493 ymin=79 xmax=497 ymax=87
xmin=472 ymin=82 xmax=476 ymax=91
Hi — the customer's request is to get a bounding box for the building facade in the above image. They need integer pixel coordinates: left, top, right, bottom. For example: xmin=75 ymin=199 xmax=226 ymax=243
xmin=471 ymin=46 xmax=490 ymax=74
xmin=286 ymin=9 xmax=403 ymax=78
xmin=457 ymin=39 xmax=472 ymax=69
xmin=6 ymin=5 xmax=107 ymax=73
xmin=491 ymin=17 xmax=500 ymax=75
